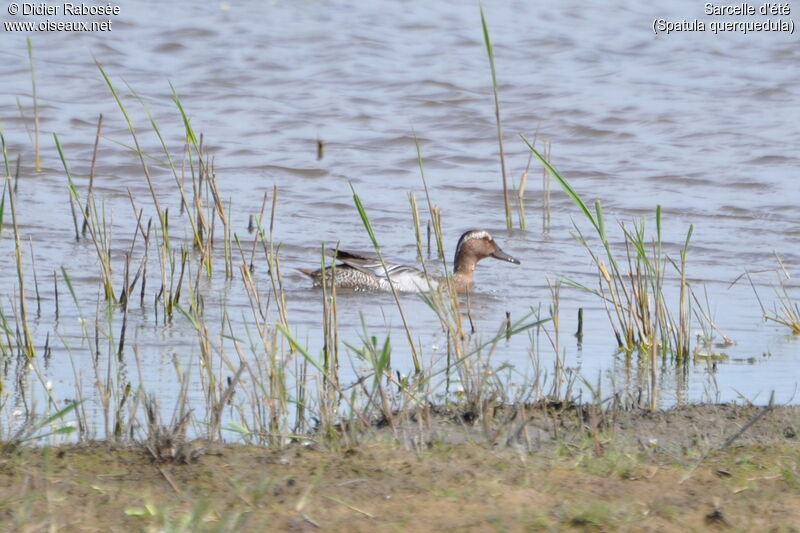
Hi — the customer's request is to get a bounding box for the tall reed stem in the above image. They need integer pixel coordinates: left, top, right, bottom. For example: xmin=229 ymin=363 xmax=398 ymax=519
xmin=7 ymin=179 xmax=35 ymax=358
xmin=480 ymin=8 xmax=511 ymax=229
xmin=27 ymin=38 xmax=40 ymax=172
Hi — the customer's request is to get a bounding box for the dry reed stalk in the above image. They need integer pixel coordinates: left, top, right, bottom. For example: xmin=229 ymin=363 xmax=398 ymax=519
xmin=27 ymin=39 xmax=40 ymax=172
xmin=53 ymin=270 xmax=59 ymax=321
xmin=320 ymin=243 xmax=340 ymax=415
xmin=542 ymin=140 xmax=551 ymax=233
xmin=517 ymin=151 xmax=533 ymax=230
xmin=82 ymin=114 xmax=103 ymax=236
xmin=28 ymin=238 xmax=41 ymax=317
xmin=7 ymin=180 xmax=35 ymax=358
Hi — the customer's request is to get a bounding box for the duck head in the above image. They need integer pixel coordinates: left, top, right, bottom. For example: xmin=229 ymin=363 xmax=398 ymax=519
xmin=452 ymin=229 xmax=520 ymax=275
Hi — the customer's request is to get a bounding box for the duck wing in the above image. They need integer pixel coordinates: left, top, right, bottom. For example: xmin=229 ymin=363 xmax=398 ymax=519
xmin=334 ymin=250 xmax=436 ymax=291
xmin=332 ymin=250 xmax=412 ymax=279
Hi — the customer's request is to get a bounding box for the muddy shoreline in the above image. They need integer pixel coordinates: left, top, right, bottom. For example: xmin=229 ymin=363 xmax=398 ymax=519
xmin=2 ymin=403 xmax=798 ymax=531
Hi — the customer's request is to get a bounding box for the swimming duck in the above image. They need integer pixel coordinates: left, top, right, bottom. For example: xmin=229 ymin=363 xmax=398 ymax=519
xmin=299 ymin=229 xmax=520 ymax=292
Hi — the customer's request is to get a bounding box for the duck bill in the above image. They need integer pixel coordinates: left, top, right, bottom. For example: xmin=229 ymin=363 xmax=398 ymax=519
xmin=491 ymin=247 xmax=520 ymax=265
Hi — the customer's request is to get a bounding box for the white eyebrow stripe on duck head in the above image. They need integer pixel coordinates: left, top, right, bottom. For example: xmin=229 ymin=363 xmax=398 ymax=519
xmin=456 ymin=230 xmax=492 ymax=252
xmin=464 ymin=230 xmax=491 ymax=240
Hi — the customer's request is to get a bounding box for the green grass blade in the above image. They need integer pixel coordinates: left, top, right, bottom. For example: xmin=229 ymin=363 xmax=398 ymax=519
xmin=349 ymin=183 xmax=379 ymax=250
xmin=378 ymin=336 xmax=391 ymax=375
xmin=682 ymin=224 xmax=694 ymax=259
xmin=276 ymin=322 xmax=325 ymax=375
xmin=96 ymin=60 xmax=135 ymax=133
xmin=0 ymin=126 xmax=11 ymax=178
xmin=480 ymin=7 xmax=497 ymax=89
xmin=520 ymin=134 xmax=599 ymax=233
xmin=53 ymin=133 xmax=81 ymax=202
xmin=37 ymin=400 xmax=81 ymax=429
xmin=0 ymin=180 xmax=6 ymax=238
xmin=594 ymin=200 xmax=606 ymax=243
xmin=169 ymin=81 xmax=198 ymax=146
xmin=656 ymin=205 xmax=662 ymax=243
xmin=60 ymin=266 xmax=83 ymax=317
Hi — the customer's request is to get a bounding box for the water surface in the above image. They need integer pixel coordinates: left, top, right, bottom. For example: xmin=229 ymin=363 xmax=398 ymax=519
xmin=1 ymin=1 xmax=798 ymax=435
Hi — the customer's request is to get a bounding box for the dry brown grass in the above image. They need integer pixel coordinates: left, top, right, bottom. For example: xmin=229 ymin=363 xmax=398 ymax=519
xmin=1 ymin=404 xmax=798 ymax=532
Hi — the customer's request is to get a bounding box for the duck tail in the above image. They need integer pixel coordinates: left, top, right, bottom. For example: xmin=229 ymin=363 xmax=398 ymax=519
xmin=298 ymin=268 xmax=319 ymax=279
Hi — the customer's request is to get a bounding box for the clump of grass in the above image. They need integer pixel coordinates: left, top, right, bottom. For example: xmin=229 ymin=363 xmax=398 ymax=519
xmin=345 ymin=319 xmax=397 ymax=427
xmin=559 ymin=501 xmax=625 ymax=531
xmin=522 ymin=135 xmax=700 ymax=363
xmin=750 ymin=256 xmax=800 ymax=334
xmin=409 ymin=137 xmax=557 ymax=429
xmin=1 ymin=61 xmax=576 ymax=454
xmin=142 ymin=394 xmax=201 ymax=464
xmin=0 ymin=401 xmax=79 ymax=453
xmin=350 ymin=183 xmax=421 ymax=374
xmin=125 ymin=500 xmax=239 ymax=533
